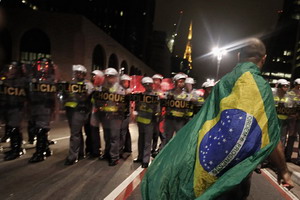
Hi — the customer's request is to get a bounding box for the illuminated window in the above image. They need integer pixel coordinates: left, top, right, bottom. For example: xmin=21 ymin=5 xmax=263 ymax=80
xmin=120 ymin=11 xmax=123 ymax=16
xmin=285 ymin=74 xmax=292 ymax=78
xmin=262 ymin=72 xmax=270 ymax=76
xmin=283 ymin=50 xmax=292 ymax=56
xmin=271 ymin=72 xmax=285 ymax=78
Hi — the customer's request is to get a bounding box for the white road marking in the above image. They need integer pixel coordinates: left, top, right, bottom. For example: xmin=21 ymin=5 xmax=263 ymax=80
xmin=52 ymin=136 xmax=70 ymax=141
xmin=104 ymin=164 xmax=148 ymax=200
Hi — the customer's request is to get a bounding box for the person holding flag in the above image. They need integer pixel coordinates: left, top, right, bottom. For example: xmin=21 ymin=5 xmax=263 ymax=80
xmin=141 ymin=38 xmax=293 ymax=200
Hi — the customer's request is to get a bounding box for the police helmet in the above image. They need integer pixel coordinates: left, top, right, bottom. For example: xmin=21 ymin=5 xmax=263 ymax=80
xmin=104 ymin=68 xmax=118 ymax=76
xmin=92 ymin=70 xmax=104 ymax=77
xmin=72 ymin=64 xmax=87 ymax=73
xmin=120 ymin=74 xmax=132 ymax=81
xmin=152 ymin=74 xmax=164 ymax=80
xmin=3 ymin=61 xmax=23 ymax=79
xmin=142 ymin=77 xmax=153 ymax=84
xmin=277 ymin=79 xmax=289 ymax=88
xmin=185 ymin=77 xmax=195 ymax=84
xmin=33 ymin=58 xmax=55 ymax=77
xmin=294 ymin=78 xmax=300 ymax=85
xmin=173 ymin=73 xmax=187 ymax=81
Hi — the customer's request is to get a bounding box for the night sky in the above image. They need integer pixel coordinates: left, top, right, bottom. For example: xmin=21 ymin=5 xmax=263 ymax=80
xmin=154 ymin=0 xmax=284 ymax=85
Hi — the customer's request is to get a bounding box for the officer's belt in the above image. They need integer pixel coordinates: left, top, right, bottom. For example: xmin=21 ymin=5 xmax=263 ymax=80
xmin=130 ymin=94 xmax=159 ymax=104
xmin=161 ymin=99 xmax=193 ymax=109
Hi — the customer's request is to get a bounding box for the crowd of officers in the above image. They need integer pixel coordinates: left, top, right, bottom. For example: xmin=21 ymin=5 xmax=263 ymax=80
xmin=0 ymin=58 xmax=215 ymax=168
xmin=3 ymin=58 xmax=300 ymax=169
xmin=272 ymin=78 xmax=300 ymax=165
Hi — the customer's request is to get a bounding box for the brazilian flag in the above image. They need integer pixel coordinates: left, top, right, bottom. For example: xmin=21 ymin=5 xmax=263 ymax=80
xmin=141 ymin=62 xmax=280 ymax=199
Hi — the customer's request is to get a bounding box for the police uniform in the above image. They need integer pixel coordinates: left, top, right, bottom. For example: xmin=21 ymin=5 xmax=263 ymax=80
xmin=151 ymin=74 xmax=164 ymax=153
xmin=28 ymin=58 xmax=57 ymax=163
xmin=151 ymin=89 xmax=165 ymax=153
xmin=85 ymin=70 xmax=104 ymax=158
xmin=285 ymin=83 xmax=300 ymax=161
xmin=1 ymin=62 xmax=27 ymax=160
xmin=162 ymin=88 xmax=190 ymax=147
xmin=92 ymin=68 xmax=125 ymax=166
xmin=273 ymin=81 xmax=293 ymax=146
xmin=64 ymin=65 xmax=94 ymax=165
xmin=191 ymin=90 xmax=205 ymax=114
xmin=134 ymin=77 xmax=160 ymax=168
xmin=98 ymin=83 xmax=125 ymax=165
xmin=119 ymin=74 xmax=133 ymax=155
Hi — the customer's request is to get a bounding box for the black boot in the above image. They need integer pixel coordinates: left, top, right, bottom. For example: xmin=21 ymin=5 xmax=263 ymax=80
xmin=1 ymin=125 xmax=12 ymax=143
xmin=285 ymin=136 xmax=296 ymax=162
xmin=29 ymin=128 xmax=52 ymax=163
xmin=27 ymin=121 xmax=36 ymax=144
xmin=4 ymin=127 xmax=25 ymax=161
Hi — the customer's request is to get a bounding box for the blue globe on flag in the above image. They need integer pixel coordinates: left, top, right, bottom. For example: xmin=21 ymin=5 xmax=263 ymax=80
xmin=199 ymin=109 xmax=262 ymax=177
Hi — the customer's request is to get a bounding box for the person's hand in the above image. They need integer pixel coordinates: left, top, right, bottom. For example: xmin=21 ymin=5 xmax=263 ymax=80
xmin=277 ymin=170 xmax=294 ymax=190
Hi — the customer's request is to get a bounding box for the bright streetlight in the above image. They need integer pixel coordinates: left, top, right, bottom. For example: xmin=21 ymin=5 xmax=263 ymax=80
xmin=212 ymin=47 xmax=227 ymax=80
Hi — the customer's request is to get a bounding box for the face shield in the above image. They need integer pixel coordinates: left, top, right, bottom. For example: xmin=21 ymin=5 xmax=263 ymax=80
xmin=2 ymin=62 xmax=23 ymax=79
xmin=73 ymin=71 xmax=86 ymax=81
xmin=34 ymin=59 xmax=55 ymax=80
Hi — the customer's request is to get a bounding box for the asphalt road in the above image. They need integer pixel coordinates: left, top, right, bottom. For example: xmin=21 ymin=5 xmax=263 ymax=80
xmin=0 ymin=115 xmax=299 ymax=200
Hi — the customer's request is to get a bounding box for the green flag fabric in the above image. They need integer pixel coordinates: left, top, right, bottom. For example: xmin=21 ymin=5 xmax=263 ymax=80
xmin=141 ymin=62 xmax=280 ymax=200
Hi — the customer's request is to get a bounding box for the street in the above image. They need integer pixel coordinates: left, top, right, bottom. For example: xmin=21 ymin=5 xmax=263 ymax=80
xmin=0 ymin=114 xmax=300 ymax=200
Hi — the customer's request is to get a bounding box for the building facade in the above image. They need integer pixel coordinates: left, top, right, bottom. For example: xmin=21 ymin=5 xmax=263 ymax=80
xmin=2 ymin=8 xmax=155 ymax=80
xmin=262 ymin=0 xmax=300 ymax=82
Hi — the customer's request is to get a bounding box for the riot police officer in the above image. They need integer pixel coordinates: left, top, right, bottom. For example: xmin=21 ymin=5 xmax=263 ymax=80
xmin=273 ymin=79 xmax=293 ymax=146
xmin=151 ymin=74 xmax=164 ymax=156
xmin=85 ymin=70 xmax=104 ymax=158
xmin=1 ymin=61 xmax=27 ymax=160
xmin=28 ymin=58 xmax=57 ymax=163
xmin=64 ymin=65 xmax=94 ymax=165
xmin=285 ymin=78 xmax=300 ymax=162
xmin=161 ymin=73 xmax=189 ymax=148
xmin=202 ymin=80 xmax=215 ymax=100
xmin=94 ymin=68 xmax=125 ymax=166
xmin=133 ymin=77 xmax=160 ymax=168
xmin=184 ymin=77 xmax=197 ymax=119
xmin=119 ymin=74 xmax=132 ymax=156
